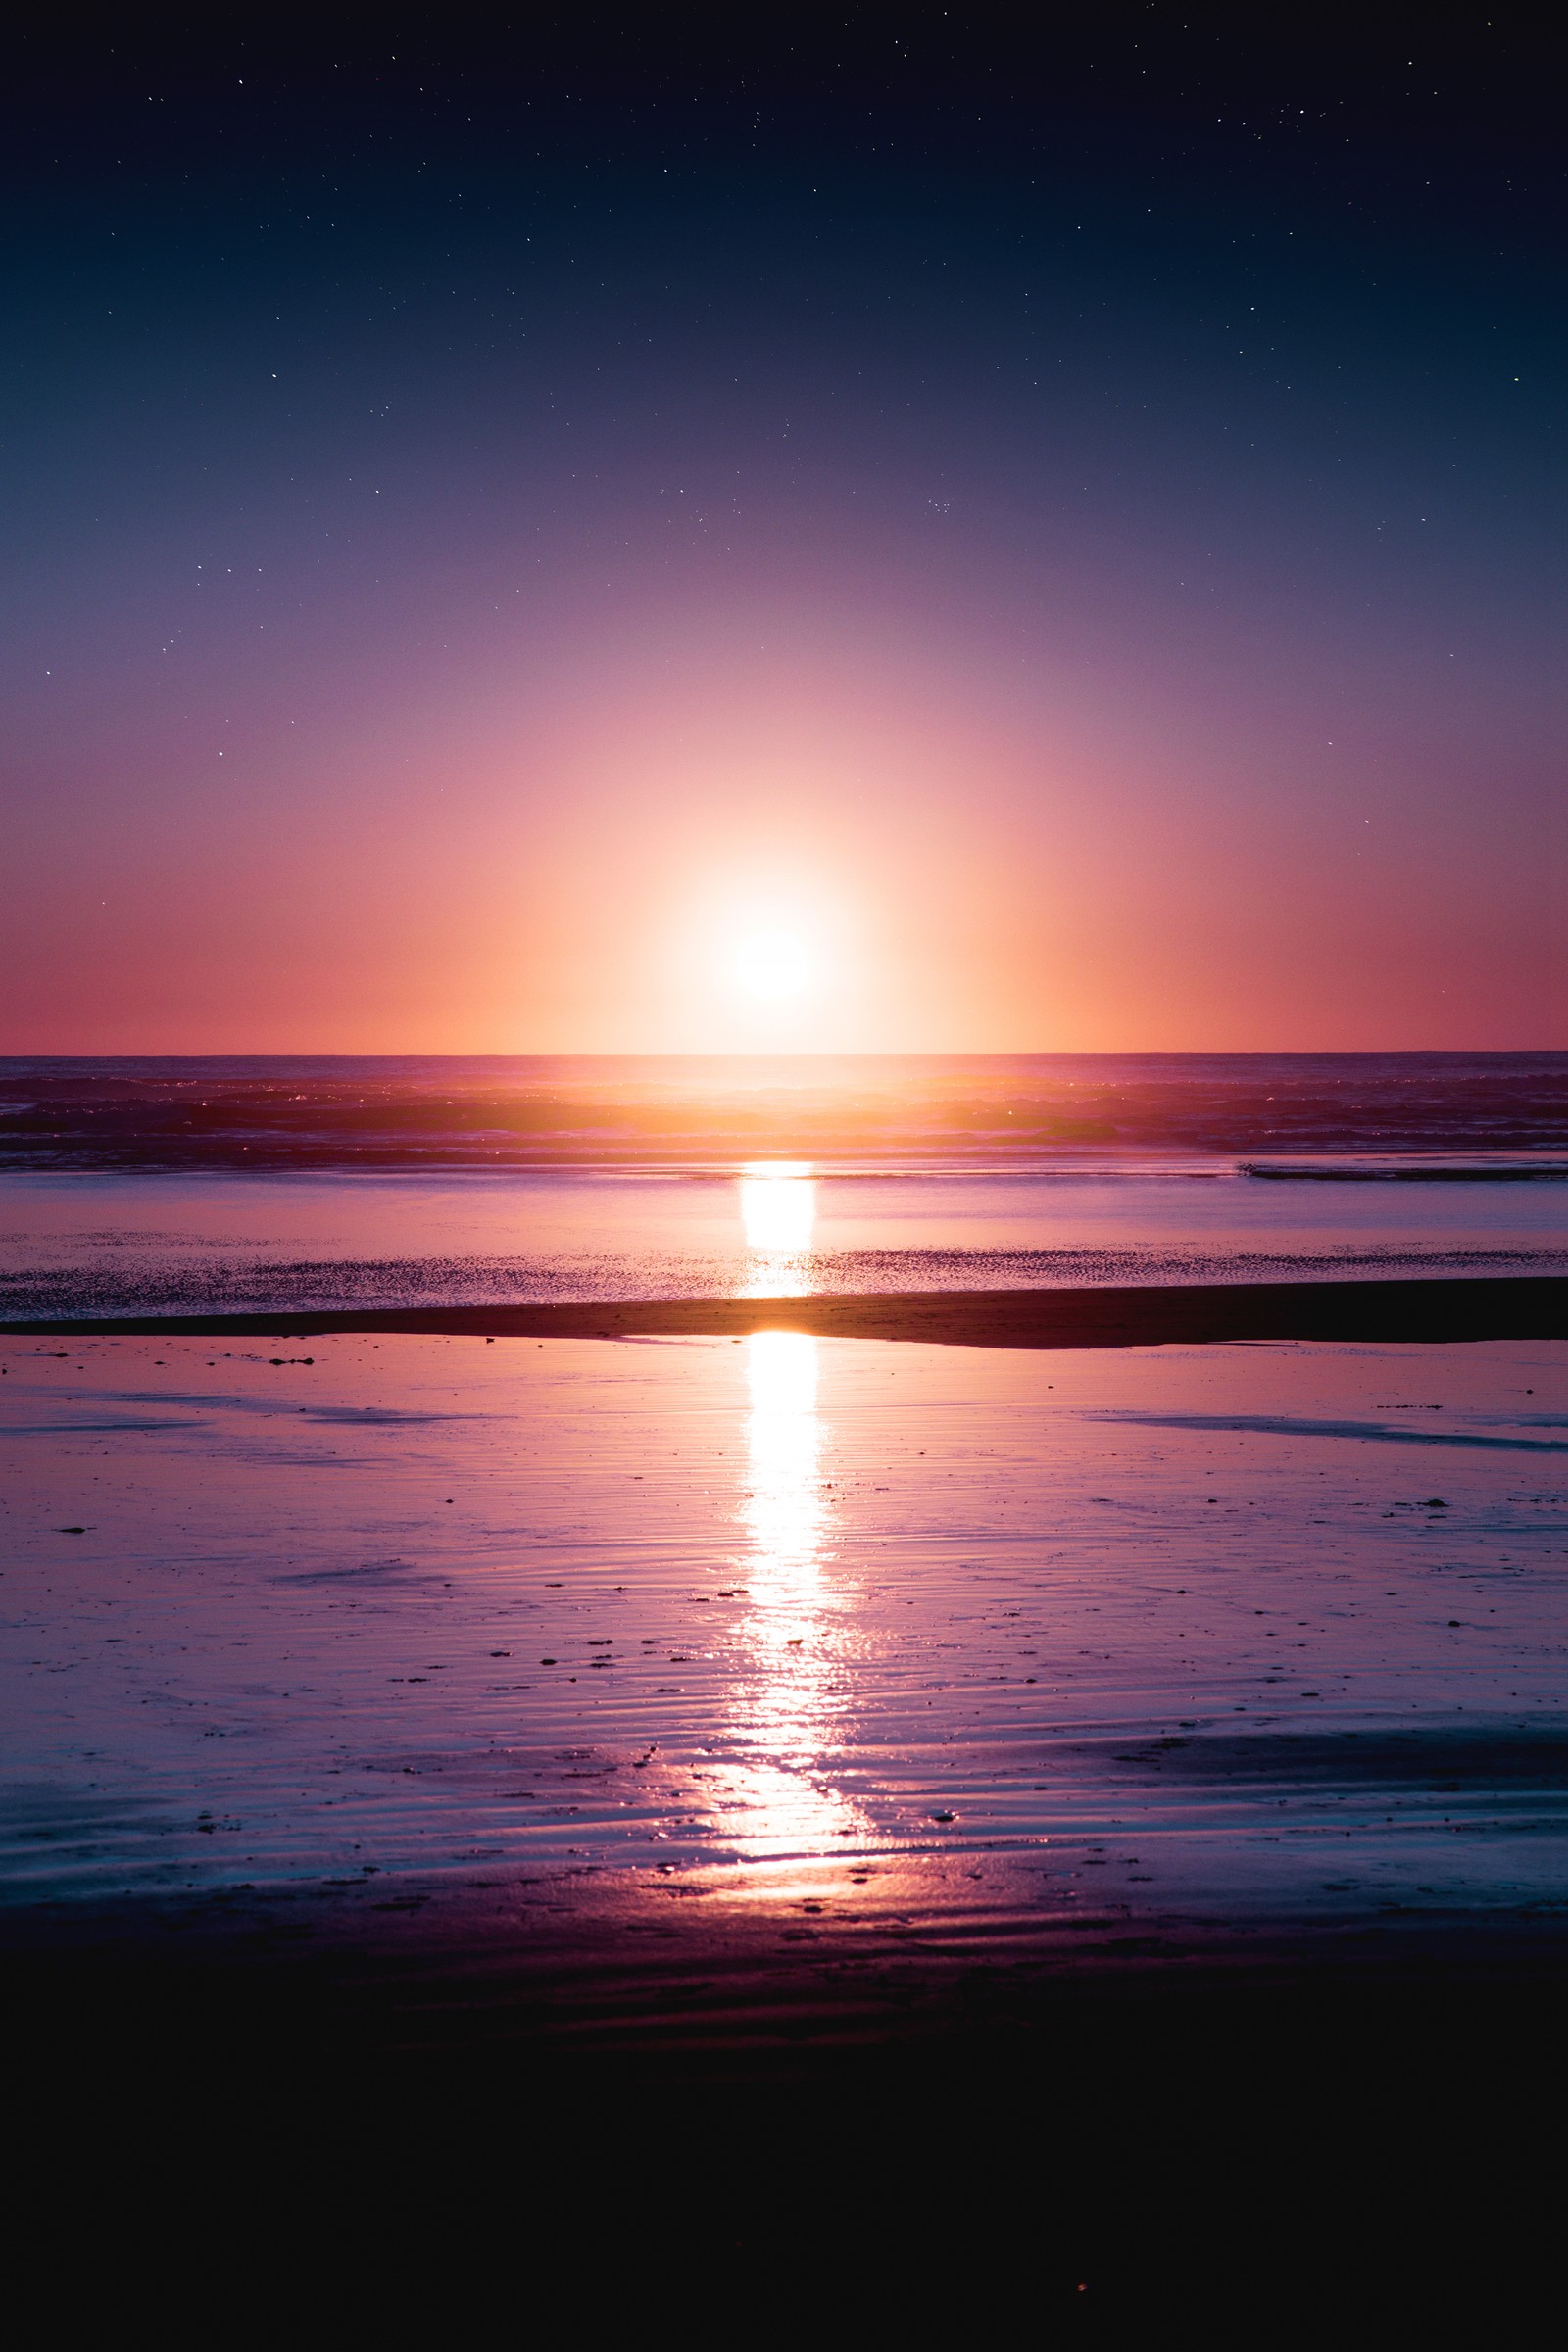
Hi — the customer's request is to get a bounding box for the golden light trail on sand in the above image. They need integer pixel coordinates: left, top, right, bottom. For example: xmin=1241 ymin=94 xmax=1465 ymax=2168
xmin=721 ymin=1330 xmax=868 ymax=1885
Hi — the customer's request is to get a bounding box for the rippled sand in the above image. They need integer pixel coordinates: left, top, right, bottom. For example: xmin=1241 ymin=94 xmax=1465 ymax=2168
xmin=3 ymin=1328 xmax=1563 ymax=1958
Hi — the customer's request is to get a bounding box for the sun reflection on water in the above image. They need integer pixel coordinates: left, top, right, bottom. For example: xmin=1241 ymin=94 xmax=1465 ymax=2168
xmin=743 ymin=1326 xmax=826 ymax=1580
xmin=738 ymin=1162 xmax=816 ymax=1297
xmin=721 ymin=1330 xmax=867 ymax=1874
xmin=714 ymin=1345 xmax=869 ymax=1872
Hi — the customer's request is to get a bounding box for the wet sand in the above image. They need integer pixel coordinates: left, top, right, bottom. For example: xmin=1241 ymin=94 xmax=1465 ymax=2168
xmin=5 ymin=1325 xmax=1562 ymax=1930
xmin=6 ymin=1315 xmax=1563 ymax=2320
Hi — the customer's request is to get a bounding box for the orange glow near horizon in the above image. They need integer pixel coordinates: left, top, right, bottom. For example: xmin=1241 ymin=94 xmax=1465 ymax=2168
xmin=1 ymin=633 xmax=1558 ymax=1054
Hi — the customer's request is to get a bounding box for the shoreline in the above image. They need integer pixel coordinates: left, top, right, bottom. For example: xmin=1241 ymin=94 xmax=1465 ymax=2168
xmin=3 ymin=1271 xmax=1563 ymax=1348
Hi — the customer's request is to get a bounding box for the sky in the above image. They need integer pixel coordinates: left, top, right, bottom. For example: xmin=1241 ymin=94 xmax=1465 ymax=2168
xmin=0 ymin=8 xmax=1558 ymax=1054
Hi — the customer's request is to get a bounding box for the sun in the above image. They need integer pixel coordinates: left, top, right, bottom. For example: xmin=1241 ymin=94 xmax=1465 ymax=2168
xmin=734 ymin=928 xmax=813 ymax=1002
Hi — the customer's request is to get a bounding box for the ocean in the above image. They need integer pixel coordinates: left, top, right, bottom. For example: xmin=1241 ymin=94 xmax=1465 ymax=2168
xmin=1 ymin=1052 xmax=1562 ymax=1319
xmin=2 ymin=1051 xmax=1563 ymax=1996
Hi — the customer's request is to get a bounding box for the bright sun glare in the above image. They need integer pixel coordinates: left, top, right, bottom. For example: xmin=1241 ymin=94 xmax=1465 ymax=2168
xmin=734 ymin=929 xmax=812 ymax=1001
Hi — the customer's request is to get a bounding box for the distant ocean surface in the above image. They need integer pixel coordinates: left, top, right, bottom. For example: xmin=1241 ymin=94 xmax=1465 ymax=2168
xmin=1 ymin=1054 xmax=1562 ymax=1319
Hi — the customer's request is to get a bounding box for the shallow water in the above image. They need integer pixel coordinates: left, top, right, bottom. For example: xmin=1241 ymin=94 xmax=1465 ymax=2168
xmin=1 ymin=1160 xmax=1562 ymax=1320
xmin=3 ymin=1329 xmax=1562 ymax=1936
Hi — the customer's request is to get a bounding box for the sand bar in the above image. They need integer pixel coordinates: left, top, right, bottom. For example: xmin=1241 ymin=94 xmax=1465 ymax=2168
xmin=3 ymin=1271 xmax=1563 ymax=1347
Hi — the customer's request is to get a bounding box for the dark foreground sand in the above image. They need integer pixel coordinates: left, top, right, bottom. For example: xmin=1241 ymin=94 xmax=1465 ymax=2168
xmin=8 ymin=1886 xmax=1563 ymax=2331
